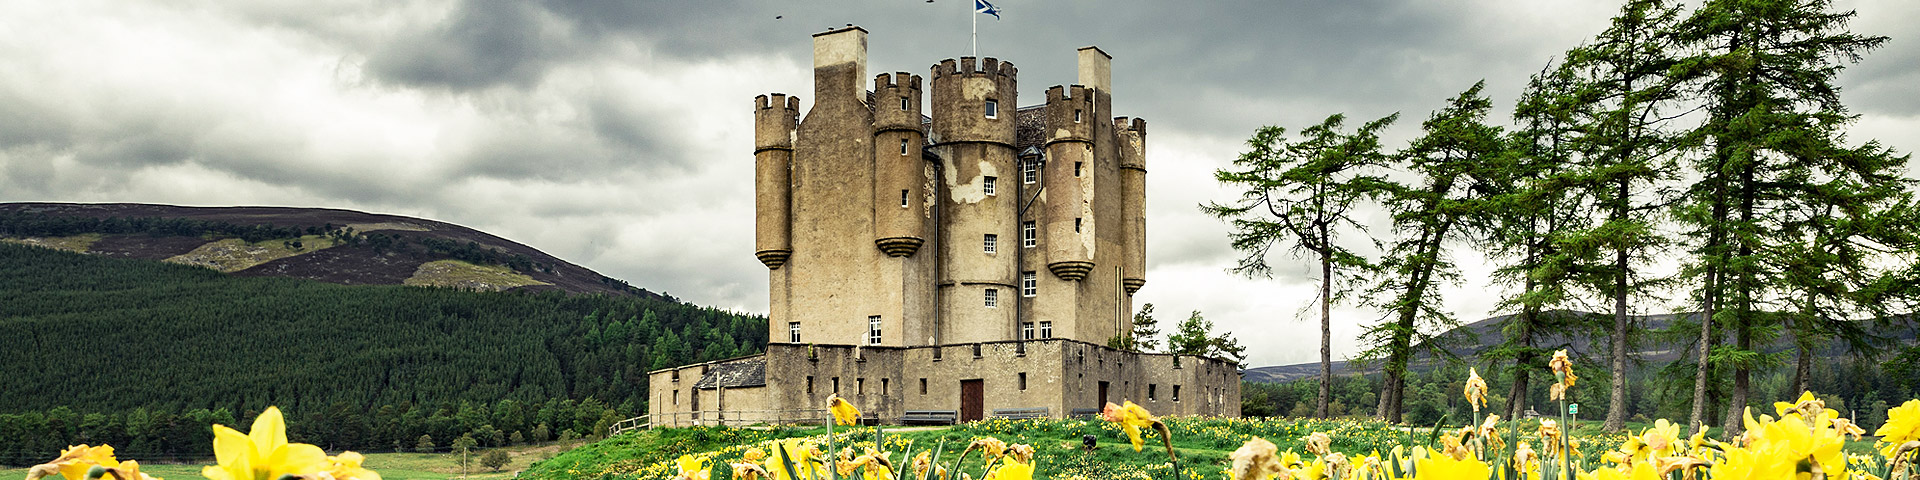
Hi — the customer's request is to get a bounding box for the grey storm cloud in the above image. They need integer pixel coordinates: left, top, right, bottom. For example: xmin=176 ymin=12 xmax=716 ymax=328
xmin=2 ymin=0 xmax=1915 ymax=367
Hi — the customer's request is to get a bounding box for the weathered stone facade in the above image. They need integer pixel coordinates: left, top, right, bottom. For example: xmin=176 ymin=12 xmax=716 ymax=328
xmin=650 ymin=26 xmax=1238 ymax=426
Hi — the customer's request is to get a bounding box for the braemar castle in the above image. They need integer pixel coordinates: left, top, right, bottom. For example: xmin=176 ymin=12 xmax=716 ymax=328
xmin=648 ymin=26 xmax=1239 ymax=426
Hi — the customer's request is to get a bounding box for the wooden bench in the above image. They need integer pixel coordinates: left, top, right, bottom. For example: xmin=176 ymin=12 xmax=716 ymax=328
xmin=901 ymin=410 xmax=959 ymax=425
xmin=991 ymin=407 xmax=1050 ymax=420
xmin=1067 ymin=408 xmax=1101 ymax=420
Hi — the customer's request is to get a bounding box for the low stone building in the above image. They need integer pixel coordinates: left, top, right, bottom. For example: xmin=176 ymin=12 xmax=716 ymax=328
xmin=648 ymin=26 xmax=1240 ymax=427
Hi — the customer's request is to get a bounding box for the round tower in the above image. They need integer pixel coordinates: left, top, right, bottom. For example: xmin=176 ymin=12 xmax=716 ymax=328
xmin=929 ymin=56 xmax=1018 ymax=343
xmin=754 ymin=93 xmax=800 ymax=269
xmin=1042 ymin=85 xmax=1096 ymax=281
xmin=873 ymin=72 xmax=927 ymax=257
xmin=1117 ymin=117 xmax=1147 ymax=294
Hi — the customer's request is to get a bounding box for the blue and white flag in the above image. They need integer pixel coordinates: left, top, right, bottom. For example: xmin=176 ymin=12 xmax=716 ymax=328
xmin=975 ymin=0 xmax=1001 ymax=19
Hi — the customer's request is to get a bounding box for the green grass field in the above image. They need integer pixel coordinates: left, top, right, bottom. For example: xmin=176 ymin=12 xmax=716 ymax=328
xmin=0 ymin=441 xmax=586 ymax=480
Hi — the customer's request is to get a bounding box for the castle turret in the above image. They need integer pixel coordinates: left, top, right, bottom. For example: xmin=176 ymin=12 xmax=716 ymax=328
xmin=754 ymin=94 xmax=800 ymax=268
xmin=1117 ymin=117 xmax=1146 ymax=294
xmin=873 ymin=72 xmax=927 ymax=257
xmin=929 ymin=56 xmax=1018 ymax=344
xmin=1042 ymin=85 xmax=1096 ymax=281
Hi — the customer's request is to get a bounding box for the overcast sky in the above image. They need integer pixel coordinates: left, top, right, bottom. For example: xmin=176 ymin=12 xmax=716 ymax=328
xmin=3 ymin=0 xmax=1915 ymax=367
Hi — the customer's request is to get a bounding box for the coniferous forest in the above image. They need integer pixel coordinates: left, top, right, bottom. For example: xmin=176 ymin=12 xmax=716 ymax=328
xmin=0 ymin=242 xmax=764 ymax=464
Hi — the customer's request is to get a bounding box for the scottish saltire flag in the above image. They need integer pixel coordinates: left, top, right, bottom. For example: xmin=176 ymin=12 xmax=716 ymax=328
xmin=976 ymin=0 xmax=1002 ymax=19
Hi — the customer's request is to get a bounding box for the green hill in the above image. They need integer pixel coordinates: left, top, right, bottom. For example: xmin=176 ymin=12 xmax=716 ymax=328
xmin=0 ymin=243 xmax=763 ymax=464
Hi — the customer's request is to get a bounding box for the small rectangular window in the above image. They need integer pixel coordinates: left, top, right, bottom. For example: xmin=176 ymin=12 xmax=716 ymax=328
xmin=984 ymin=288 xmax=998 ymax=308
xmin=858 ymin=378 xmax=865 ymax=395
xmin=882 ymin=378 xmax=889 ymax=395
xmin=1075 ymin=218 xmax=1082 ymax=232
xmin=901 ymin=189 xmax=909 ymax=208
xmin=1022 ymin=221 xmax=1036 ymax=247
xmin=984 ymin=234 xmax=998 ymax=254
xmin=673 ymin=389 xmax=679 ymax=405
xmin=920 ymin=378 xmax=928 ymax=395
xmin=807 ymin=376 xmax=815 ymax=395
xmin=984 ymin=99 xmax=998 ymax=118
xmin=869 ymin=315 xmax=882 ymax=345
xmin=1039 ymin=321 xmax=1052 ymax=339
xmin=1173 ymin=385 xmax=1182 ymax=402
xmin=1022 ymin=271 xmax=1036 ymax=297
xmin=1021 ymin=322 xmax=1035 ymax=340
xmin=1074 ymin=109 xmax=1083 ymax=123
xmin=1149 ymin=384 xmax=1157 ymax=401
xmin=1074 ymin=161 xmax=1083 ymax=177
xmin=901 ymin=97 xmax=910 ymax=110
xmin=901 ymin=138 xmax=909 ymax=155
xmin=1018 ymin=372 xmax=1028 ymax=390
xmin=984 ymin=176 xmax=997 ymax=195
xmin=789 ymin=322 xmax=801 ymax=343
xmin=833 ymin=377 xmax=841 ymax=393
xmin=1022 ymin=161 xmax=1038 ymax=184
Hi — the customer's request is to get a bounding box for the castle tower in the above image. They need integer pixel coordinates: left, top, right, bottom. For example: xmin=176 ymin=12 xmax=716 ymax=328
xmin=753 ymin=94 xmax=798 ymax=270
xmin=1118 ymin=117 xmax=1147 ymax=295
xmin=872 ymin=72 xmax=927 ymax=257
xmin=928 ymin=56 xmax=1018 ymax=345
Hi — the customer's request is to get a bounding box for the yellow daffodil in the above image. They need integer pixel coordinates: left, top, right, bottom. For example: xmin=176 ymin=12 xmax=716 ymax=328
xmin=1512 ymin=442 xmax=1540 ymax=476
xmin=1101 ymin=401 xmax=1159 ymax=452
xmin=322 ymin=451 xmax=381 ymax=480
xmin=1641 ymin=419 xmax=1680 ymax=458
xmin=1875 ymin=399 xmax=1920 ymax=459
xmin=983 ymin=459 xmax=1033 ymax=480
xmin=733 ymin=461 xmax=773 ymax=480
xmin=1230 ymin=437 xmax=1284 ymax=480
xmin=1576 ymin=461 xmax=1656 ymax=480
xmin=676 ymin=455 xmax=713 ymax=480
xmin=828 ymin=394 xmax=862 ymax=426
xmin=1833 ymin=417 xmax=1867 ymax=441
xmin=1412 ymin=450 xmax=1488 ymax=480
xmin=1006 ymin=444 xmax=1034 ymax=465
xmin=1463 ymin=368 xmax=1488 ymax=412
xmin=26 ymin=444 xmax=122 ymax=480
xmin=1304 ymin=432 xmax=1333 ymax=457
xmin=202 ymin=406 xmax=331 ymax=480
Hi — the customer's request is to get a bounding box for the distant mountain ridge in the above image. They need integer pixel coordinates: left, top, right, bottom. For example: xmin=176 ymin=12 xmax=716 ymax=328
xmin=0 ymin=202 xmax=670 ymax=300
xmin=1242 ymin=311 xmax=1917 ymax=383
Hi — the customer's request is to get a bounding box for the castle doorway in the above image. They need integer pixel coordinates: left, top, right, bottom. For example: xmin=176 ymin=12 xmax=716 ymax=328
xmin=1098 ymin=381 xmax=1110 ymax=406
xmin=960 ymin=379 xmax=984 ymax=422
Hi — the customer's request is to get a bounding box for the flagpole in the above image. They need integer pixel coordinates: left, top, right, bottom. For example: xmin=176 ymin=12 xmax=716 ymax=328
xmin=971 ymin=0 xmax=977 ymax=58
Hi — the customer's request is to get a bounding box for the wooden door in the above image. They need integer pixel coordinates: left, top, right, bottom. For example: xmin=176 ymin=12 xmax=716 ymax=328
xmin=960 ymin=379 xmax=984 ymax=422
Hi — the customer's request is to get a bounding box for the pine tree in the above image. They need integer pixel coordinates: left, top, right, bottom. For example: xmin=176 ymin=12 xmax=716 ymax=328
xmin=1205 ymin=113 xmax=1395 ymax=417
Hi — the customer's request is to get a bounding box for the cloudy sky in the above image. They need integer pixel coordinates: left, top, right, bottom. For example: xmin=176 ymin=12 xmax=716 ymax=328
xmin=3 ymin=0 xmax=1915 ymax=367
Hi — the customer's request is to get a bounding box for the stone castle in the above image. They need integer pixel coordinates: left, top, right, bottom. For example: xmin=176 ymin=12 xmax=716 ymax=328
xmin=647 ymin=26 xmax=1239 ymax=426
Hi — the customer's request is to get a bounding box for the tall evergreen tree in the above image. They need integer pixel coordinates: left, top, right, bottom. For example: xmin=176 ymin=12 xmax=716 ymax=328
xmin=1206 ymin=113 xmax=1395 ymax=418
xmin=1670 ymin=0 xmax=1896 ymax=436
xmin=1559 ymin=0 xmax=1687 ymax=432
xmin=1363 ymin=82 xmax=1506 ymax=423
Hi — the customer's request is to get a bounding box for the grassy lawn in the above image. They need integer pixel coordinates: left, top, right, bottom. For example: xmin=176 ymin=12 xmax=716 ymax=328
xmin=0 ymin=441 xmax=586 ymax=480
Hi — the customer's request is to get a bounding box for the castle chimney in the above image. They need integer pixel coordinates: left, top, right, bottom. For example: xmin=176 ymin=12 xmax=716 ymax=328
xmin=1077 ymin=46 xmax=1111 ymax=93
xmin=813 ymin=26 xmax=868 ymax=106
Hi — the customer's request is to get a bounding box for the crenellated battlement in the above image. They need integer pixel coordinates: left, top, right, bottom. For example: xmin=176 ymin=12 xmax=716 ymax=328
xmin=931 ymin=57 xmax=1018 ymax=80
xmin=1114 ymin=116 xmax=1146 ymax=135
xmin=1044 ymin=85 xmax=1097 ymax=143
xmin=874 ymin=72 xmax=922 ymax=91
xmin=756 ymin=93 xmax=802 ymax=113
xmin=754 ymin=93 xmax=801 ymax=151
xmin=1043 ymin=85 xmax=1095 ymax=103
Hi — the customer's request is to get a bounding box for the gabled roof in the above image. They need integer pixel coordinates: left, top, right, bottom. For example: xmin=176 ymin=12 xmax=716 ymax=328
xmin=693 ymin=357 xmax=766 ymax=389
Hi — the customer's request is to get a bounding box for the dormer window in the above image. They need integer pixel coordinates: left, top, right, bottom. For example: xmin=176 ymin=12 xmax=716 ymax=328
xmin=984 ymin=99 xmax=998 ymax=119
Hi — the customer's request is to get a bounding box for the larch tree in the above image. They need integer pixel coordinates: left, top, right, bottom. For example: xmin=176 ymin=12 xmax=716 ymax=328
xmin=1558 ymin=0 xmax=1687 ymax=433
xmin=1670 ymin=0 xmax=1894 ymax=436
xmin=1364 ymin=82 xmax=1506 ymax=424
xmin=1205 ymin=113 xmax=1396 ymax=418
